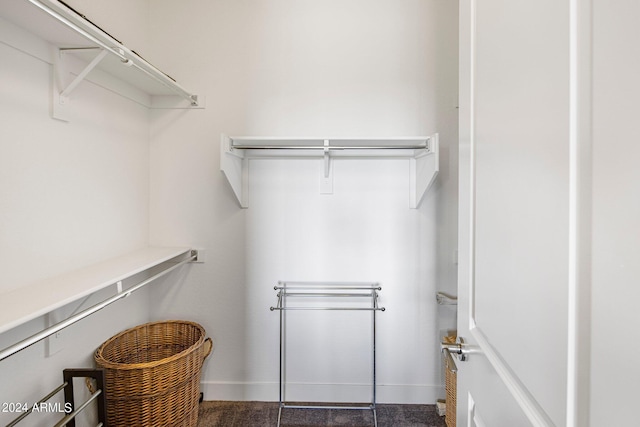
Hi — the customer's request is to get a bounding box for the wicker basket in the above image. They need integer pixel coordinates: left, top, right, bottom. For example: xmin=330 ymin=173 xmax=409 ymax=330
xmin=95 ymin=320 xmax=213 ymax=427
xmin=443 ymin=334 xmax=457 ymax=427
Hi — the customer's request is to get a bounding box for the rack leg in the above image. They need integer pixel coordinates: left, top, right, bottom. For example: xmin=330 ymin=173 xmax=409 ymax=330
xmin=372 ymin=292 xmax=377 ymax=411
xmin=278 ymin=284 xmax=285 ymax=426
xmin=279 ymin=303 xmax=283 ymax=406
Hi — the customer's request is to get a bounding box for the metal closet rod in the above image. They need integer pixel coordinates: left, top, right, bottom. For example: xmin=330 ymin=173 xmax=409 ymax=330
xmin=280 ymin=292 xmax=378 ymax=297
xmin=270 ymin=283 xmax=385 ymax=311
xmin=274 ymin=287 xmax=382 ymax=292
xmin=231 ymin=143 xmax=428 ymax=150
xmin=0 ymin=252 xmax=196 ymax=362
xmin=271 ymin=306 xmax=385 ymax=311
xmin=26 ymin=0 xmax=199 ymax=106
xmin=275 ymin=282 xmax=381 ymax=289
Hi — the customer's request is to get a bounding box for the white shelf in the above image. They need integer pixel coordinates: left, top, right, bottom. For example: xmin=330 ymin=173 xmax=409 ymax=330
xmin=220 ymin=134 xmax=440 ymax=209
xmin=0 ymin=0 xmax=202 ymax=113
xmin=0 ymin=247 xmax=191 ymax=336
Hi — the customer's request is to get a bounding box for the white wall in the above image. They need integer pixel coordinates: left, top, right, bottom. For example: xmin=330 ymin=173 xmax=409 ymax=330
xmin=0 ymin=2 xmax=152 ymax=424
xmin=147 ymin=0 xmax=458 ymax=403
xmin=244 ymin=157 xmax=441 ymax=403
xmin=0 ymin=1 xmax=458 ymax=418
xmin=590 ymin=0 xmax=640 ymax=424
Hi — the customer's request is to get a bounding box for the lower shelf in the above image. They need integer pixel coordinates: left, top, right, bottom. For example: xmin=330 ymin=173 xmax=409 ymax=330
xmin=0 ymin=246 xmax=192 ymax=336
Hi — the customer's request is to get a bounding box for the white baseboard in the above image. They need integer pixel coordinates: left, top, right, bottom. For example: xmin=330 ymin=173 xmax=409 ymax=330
xmin=201 ymin=381 xmax=444 ymax=404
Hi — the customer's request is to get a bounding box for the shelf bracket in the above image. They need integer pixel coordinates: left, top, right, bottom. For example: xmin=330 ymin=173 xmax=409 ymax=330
xmin=320 ymin=139 xmax=333 ymax=194
xmin=220 ymin=134 xmax=249 ymax=208
xmin=409 ymin=133 xmax=439 ymax=208
xmin=323 ymin=139 xmax=330 ymax=178
xmin=52 ymin=47 xmax=107 ymax=121
xmin=60 ymin=48 xmax=108 ymax=98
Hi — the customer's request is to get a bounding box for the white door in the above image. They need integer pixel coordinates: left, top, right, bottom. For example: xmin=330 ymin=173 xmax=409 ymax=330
xmin=454 ymin=1 xmax=593 ymax=426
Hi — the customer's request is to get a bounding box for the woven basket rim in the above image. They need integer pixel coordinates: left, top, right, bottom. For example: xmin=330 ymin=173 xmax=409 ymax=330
xmin=95 ymin=320 xmax=206 ymax=370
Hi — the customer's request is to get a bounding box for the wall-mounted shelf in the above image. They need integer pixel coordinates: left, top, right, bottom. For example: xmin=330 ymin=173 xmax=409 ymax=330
xmin=0 ymin=247 xmax=196 ymax=361
xmin=0 ymin=0 xmax=203 ymax=119
xmin=220 ymin=134 xmax=439 ymax=209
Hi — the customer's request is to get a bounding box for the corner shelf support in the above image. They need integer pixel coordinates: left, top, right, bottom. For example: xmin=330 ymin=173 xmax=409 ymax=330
xmin=220 ymin=134 xmax=249 ymax=208
xmin=409 ymin=133 xmax=439 ymax=208
xmin=220 ymin=133 xmax=439 ymax=209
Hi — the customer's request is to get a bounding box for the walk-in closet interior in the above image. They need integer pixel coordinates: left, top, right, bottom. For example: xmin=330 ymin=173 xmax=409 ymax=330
xmin=3 ymin=1 xmax=640 ymax=427
xmin=0 ymin=0 xmax=458 ymax=426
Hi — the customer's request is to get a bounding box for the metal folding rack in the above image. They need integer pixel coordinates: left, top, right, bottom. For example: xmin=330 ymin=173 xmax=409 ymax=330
xmin=270 ymin=281 xmax=386 ymax=427
xmin=6 ymin=368 xmax=106 ymax=427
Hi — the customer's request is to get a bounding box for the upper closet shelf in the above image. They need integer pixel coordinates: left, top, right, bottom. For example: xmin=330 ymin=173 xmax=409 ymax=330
xmin=0 ymin=0 xmax=203 ymax=119
xmin=220 ymin=134 xmax=439 ymax=209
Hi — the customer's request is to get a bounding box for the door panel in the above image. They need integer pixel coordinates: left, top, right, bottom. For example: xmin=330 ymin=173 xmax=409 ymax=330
xmin=463 ymin=360 xmax=536 ymax=427
xmin=457 ymin=1 xmax=572 ymax=426
xmin=473 ymin=0 xmax=569 ymax=424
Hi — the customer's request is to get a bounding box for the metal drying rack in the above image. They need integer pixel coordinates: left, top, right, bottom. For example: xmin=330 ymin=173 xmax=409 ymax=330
xmin=5 ymin=369 xmax=105 ymax=427
xmin=270 ymin=281 xmax=386 ymax=427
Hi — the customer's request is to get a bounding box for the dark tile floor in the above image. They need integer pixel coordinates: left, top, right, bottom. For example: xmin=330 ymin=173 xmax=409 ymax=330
xmin=197 ymin=401 xmax=447 ymax=427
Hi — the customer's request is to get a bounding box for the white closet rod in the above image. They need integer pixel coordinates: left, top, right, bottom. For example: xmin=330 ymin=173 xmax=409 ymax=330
xmin=26 ymin=0 xmax=199 ymax=106
xmin=0 ymin=252 xmax=196 ymax=362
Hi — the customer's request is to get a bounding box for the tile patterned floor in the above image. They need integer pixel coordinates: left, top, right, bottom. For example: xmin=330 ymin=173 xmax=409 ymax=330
xmin=197 ymin=401 xmax=447 ymax=427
